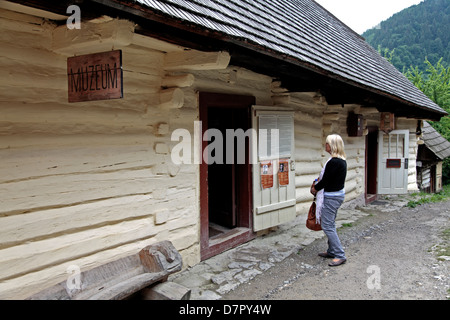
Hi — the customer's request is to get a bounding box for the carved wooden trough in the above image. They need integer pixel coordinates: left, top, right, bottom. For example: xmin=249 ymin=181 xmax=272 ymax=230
xmin=27 ymin=241 xmax=184 ymax=300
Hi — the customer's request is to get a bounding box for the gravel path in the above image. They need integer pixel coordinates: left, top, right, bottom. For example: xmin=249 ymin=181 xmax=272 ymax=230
xmin=222 ymin=199 xmax=450 ymax=300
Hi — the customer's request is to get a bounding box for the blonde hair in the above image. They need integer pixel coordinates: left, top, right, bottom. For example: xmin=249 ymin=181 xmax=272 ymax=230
xmin=326 ymin=134 xmax=346 ymax=160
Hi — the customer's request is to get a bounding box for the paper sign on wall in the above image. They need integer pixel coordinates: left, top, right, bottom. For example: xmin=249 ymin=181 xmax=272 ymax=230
xmin=261 ymin=160 xmax=273 ymax=189
xmin=278 ymin=159 xmax=289 ymax=186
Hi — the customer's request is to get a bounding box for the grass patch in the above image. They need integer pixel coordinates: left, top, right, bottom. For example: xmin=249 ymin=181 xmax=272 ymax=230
xmin=435 ymin=228 xmax=450 ymax=261
xmin=341 ymin=223 xmax=353 ymax=228
xmin=406 ymin=185 xmax=450 ymax=208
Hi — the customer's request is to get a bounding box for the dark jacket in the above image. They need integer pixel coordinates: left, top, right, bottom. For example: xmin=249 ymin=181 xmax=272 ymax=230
xmin=314 ymin=158 xmax=347 ymax=192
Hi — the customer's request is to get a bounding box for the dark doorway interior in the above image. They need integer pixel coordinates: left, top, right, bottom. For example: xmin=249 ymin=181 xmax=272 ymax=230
xmin=207 ymin=107 xmax=248 ymax=230
xmin=199 ymin=92 xmax=255 ymax=260
xmin=366 ymin=126 xmax=378 ymax=202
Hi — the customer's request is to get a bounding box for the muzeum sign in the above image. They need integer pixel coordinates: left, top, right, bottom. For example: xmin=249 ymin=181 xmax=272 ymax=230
xmin=67 ymin=50 xmax=123 ymax=103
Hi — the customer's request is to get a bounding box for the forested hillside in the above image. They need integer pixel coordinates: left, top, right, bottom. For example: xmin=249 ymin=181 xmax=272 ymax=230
xmin=363 ymin=0 xmax=450 ymax=185
xmin=362 ymin=0 xmax=450 ymax=72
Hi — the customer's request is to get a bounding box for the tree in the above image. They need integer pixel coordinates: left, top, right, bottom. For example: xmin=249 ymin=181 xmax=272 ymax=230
xmin=377 ymin=45 xmax=395 ymax=63
xmin=405 ymin=58 xmax=450 ymax=110
xmin=363 ymin=0 xmax=450 ymax=73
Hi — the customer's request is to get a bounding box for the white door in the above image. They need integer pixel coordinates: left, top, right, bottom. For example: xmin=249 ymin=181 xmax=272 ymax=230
xmin=377 ymin=130 xmax=410 ymax=194
xmin=252 ymin=108 xmax=296 ymax=232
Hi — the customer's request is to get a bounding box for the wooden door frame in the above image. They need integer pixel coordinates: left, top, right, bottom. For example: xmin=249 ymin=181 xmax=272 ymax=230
xmin=199 ymin=92 xmax=256 ymax=260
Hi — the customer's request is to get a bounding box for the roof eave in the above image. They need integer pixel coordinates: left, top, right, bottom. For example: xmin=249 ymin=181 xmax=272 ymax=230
xmin=7 ymin=0 xmax=447 ymax=121
xmin=94 ymin=0 xmax=447 ymax=121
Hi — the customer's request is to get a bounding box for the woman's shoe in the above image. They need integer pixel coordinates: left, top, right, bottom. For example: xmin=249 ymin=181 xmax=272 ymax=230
xmin=318 ymin=252 xmax=334 ymax=258
xmin=328 ymin=258 xmax=346 ymax=267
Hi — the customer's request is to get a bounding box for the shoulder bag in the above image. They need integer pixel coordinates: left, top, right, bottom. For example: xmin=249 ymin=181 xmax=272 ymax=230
xmin=306 ymin=198 xmax=322 ymax=231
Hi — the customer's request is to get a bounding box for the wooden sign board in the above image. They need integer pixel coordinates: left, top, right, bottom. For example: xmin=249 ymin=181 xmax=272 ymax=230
xmin=67 ymin=50 xmax=123 ymax=103
xmin=386 ymin=159 xmax=401 ymax=168
xmin=380 ymin=112 xmax=395 ymax=134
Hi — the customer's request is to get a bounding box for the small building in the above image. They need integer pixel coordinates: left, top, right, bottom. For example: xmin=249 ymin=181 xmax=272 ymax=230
xmin=0 ymin=0 xmax=447 ymax=299
xmin=416 ymin=121 xmax=450 ymax=193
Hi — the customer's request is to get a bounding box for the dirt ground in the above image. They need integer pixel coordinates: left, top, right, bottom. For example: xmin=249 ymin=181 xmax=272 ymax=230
xmin=222 ymin=199 xmax=450 ymax=300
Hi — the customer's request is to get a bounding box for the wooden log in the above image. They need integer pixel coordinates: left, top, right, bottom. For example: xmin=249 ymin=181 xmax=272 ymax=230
xmin=26 ymin=240 xmax=183 ymax=300
xmin=52 ymin=19 xmax=135 ymax=55
xmin=157 ymin=88 xmax=184 ymax=110
xmin=0 ymin=164 xmax=198 ymax=216
xmin=162 ymin=74 xmax=195 ymax=88
xmin=0 ymin=169 xmax=164 ymax=214
xmin=355 ymin=106 xmax=379 ymax=114
xmin=0 ymin=195 xmax=153 ymax=247
xmin=131 ymin=33 xmax=184 ymax=52
xmin=164 ymin=50 xmax=230 ymax=71
xmin=323 ymin=112 xmax=340 ymax=122
xmin=0 ymin=3 xmax=66 ymax=21
xmin=272 ymin=94 xmax=290 ymax=105
xmin=0 ymin=43 xmax=66 ymax=68
xmin=4 ymin=29 xmax=49 ymax=46
xmin=0 ymin=102 xmax=156 ymax=135
xmin=0 ymin=218 xmax=158 ymax=281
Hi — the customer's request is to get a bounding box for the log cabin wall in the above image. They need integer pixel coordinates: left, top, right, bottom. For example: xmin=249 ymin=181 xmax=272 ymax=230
xmin=0 ymin=10 xmax=205 ymax=299
xmin=0 ymin=8 xmax=420 ymax=298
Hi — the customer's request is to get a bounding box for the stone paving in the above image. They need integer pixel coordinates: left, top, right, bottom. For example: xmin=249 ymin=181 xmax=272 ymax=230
xmin=168 ymin=196 xmax=409 ymax=300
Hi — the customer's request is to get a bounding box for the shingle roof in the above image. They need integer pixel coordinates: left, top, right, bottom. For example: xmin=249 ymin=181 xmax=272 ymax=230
xmin=133 ymin=0 xmax=446 ymax=117
xmin=422 ymin=121 xmax=450 ymax=160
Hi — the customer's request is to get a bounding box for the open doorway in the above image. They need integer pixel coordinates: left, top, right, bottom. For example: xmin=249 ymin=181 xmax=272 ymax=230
xmin=199 ymin=93 xmax=255 ymax=260
xmin=208 ymin=107 xmax=246 ymax=230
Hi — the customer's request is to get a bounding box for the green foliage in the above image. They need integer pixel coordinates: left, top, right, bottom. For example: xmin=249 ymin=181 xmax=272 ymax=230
xmin=363 ymin=0 xmax=450 ymax=73
xmin=406 ymin=185 xmax=450 ymax=208
xmin=436 ymin=228 xmax=450 ymax=261
xmin=377 ymin=45 xmax=395 ymax=63
xmin=405 ymin=58 xmax=450 ymax=114
xmin=341 ymin=223 xmax=353 ymax=228
xmin=443 ymin=158 xmax=450 ymax=185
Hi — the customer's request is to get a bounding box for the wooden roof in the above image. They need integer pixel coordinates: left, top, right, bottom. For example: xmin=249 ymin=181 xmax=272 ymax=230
xmin=7 ymin=0 xmax=447 ymax=120
xmin=422 ymin=122 xmax=450 ymax=160
xmin=128 ymin=0 xmax=446 ymax=119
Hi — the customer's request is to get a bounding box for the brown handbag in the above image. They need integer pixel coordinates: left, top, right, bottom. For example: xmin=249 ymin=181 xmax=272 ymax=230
xmin=306 ymin=199 xmax=322 ymax=231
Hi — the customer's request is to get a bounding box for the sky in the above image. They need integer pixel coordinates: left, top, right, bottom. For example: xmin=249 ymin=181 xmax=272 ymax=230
xmin=314 ymin=0 xmax=424 ymax=34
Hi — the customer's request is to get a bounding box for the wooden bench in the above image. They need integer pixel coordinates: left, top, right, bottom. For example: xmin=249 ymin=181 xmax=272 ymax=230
xmin=27 ymin=240 xmax=184 ymax=300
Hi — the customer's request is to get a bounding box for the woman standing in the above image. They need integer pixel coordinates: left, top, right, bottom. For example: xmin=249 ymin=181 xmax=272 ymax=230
xmin=310 ymin=134 xmax=347 ymax=267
